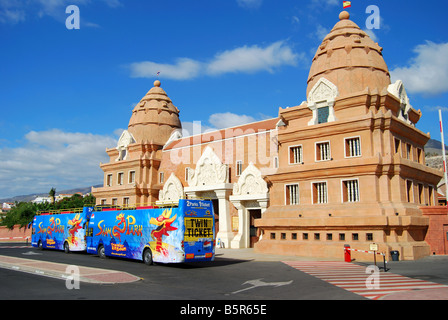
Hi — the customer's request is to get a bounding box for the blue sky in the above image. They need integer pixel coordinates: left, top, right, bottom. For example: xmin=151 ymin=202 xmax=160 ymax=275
xmin=1 ymin=0 xmax=448 ymax=199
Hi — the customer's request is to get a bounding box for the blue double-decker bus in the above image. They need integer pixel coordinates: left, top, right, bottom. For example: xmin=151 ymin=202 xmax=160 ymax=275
xmin=31 ymin=207 xmax=93 ymax=253
xmin=86 ymin=199 xmax=215 ymax=265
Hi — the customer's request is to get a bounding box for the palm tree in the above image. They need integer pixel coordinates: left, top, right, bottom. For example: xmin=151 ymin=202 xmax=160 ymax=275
xmin=49 ymin=188 xmax=56 ymax=204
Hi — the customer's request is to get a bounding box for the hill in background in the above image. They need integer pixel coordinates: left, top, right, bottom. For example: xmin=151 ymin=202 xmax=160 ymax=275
xmin=0 ymin=185 xmax=102 ymax=204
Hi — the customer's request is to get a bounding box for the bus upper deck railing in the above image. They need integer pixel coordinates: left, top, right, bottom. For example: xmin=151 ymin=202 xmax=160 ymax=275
xmin=36 ymin=205 xmax=94 ymax=216
xmin=37 ymin=198 xmax=213 ymax=215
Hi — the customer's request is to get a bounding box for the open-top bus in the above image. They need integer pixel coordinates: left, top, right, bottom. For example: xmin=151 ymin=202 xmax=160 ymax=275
xmin=31 ymin=206 xmax=93 ymax=253
xmin=86 ymin=199 xmax=215 ymax=265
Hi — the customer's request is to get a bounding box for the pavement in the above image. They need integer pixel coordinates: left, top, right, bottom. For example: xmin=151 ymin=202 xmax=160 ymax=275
xmin=1 ymin=247 xmax=448 ymax=299
xmin=0 ymin=254 xmax=141 ymax=284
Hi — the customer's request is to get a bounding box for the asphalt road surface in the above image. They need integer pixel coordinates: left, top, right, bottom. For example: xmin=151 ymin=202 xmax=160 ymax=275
xmin=0 ymin=244 xmax=360 ymax=301
xmin=2 ymin=242 xmax=448 ymax=316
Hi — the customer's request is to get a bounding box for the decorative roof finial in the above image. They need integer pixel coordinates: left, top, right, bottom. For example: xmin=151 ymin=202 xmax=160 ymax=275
xmin=339 ymin=11 xmax=350 ymax=20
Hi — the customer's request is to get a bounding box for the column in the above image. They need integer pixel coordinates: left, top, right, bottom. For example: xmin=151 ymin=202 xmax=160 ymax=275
xmin=215 ymin=189 xmax=233 ymax=248
xmin=230 ymin=200 xmax=248 ymax=249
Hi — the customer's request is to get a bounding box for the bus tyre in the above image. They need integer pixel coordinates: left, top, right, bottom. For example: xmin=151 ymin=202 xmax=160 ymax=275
xmin=38 ymin=240 xmax=43 ymax=250
xmin=143 ymin=248 xmax=153 ymax=265
xmin=64 ymin=242 xmax=70 ymax=254
xmin=98 ymin=245 xmax=107 ymax=259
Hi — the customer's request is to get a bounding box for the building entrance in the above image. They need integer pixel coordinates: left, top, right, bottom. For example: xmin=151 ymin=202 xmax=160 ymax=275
xmin=212 ymin=199 xmax=219 ymax=236
xmin=249 ymin=209 xmax=262 ymax=248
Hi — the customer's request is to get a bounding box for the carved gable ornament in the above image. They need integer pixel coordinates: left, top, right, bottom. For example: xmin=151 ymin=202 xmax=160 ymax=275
xmin=188 ymin=146 xmax=229 ymax=187
xmin=307 ymin=77 xmax=338 ymax=125
xmin=387 ymin=80 xmax=414 ymax=126
xmin=233 ymin=163 xmax=268 ymax=196
xmin=308 ymin=77 xmax=339 ymax=103
xmin=116 ymin=130 xmax=136 ymax=161
xmin=159 ymin=173 xmax=185 ymax=202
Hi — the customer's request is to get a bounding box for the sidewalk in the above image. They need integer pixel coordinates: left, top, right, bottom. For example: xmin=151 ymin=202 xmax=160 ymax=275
xmin=0 ymin=254 xmax=141 ymax=284
xmin=215 ymin=248 xmax=331 ymax=262
xmin=2 ymin=248 xmax=448 ymax=299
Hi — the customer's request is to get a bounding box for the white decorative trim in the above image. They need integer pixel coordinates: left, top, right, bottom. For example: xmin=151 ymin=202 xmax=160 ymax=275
xmin=387 ymin=80 xmax=414 ymax=126
xmin=307 ymin=78 xmax=338 ymax=125
xmin=116 ymin=130 xmax=135 ymax=161
xmin=187 ymin=146 xmax=229 ymax=187
xmin=163 ymin=129 xmax=183 ymax=149
xmin=158 ymin=173 xmax=185 ymax=203
xmin=233 ymin=162 xmax=268 ymax=196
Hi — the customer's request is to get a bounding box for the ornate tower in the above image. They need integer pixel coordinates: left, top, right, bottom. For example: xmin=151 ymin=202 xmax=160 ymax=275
xmin=92 ymin=80 xmax=182 ymax=206
xmin=255 ymin=11 xmax=443 ymax=260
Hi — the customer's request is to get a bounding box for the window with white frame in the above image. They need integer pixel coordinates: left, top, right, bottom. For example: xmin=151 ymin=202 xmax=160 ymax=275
xmin=317 ymin=106 xmax=330 ymax=124
xmin=236 ymin=160 xmax=243 ymax=176
xmin=406 ymin=180 xmax=413 ymax=202
xmin=273 ymin=156 xmax=279 ymax=169
xmin=123 ymin=197 xmax=129 ymax=207
xmin=345 ymin=137 xmax=361 ymax=157
xmin=316 ymin=142 xmax=331 ymax=161
xmin=106 ymin=174 xmax=112 ymax=187
xmin=342 ymin=179 xmax=359 ymax=203
xmin=312 ymin=182 xmax=328 ymax=204
xmin=285 ymin=183 xmax=299 ymax=205
xmin=406 ymin=143 xmax=412 ymax=160
xmin=394 ymin=138 xmax=401 ymax=155
xmin=185 ymin=167 xmax=190 ymax=181
xmin=418 ymin=183 xmax=424 ymax=204
xmin=128 ymin=171 xmax=135 ymax=184
xmin=117 ymin=172 xmax=124 ymax=185
xmin=159 ymin=172 xmax=164 ymax=184
xmin=428 ymin=186 xmax=435 ymax=206
xmin=289 ymin=145 xmax=303 ymax=164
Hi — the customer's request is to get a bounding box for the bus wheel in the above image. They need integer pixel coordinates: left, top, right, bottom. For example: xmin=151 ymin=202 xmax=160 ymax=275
xmin=98 ymin=245 xmax=107 ymax=259
xmin=64 ymin=242 xmax=70 ymax=254
xmin=143 ymin=248 xmax=153 ymax=265
xmin=38 ymin=240 xmax=43 ymax=250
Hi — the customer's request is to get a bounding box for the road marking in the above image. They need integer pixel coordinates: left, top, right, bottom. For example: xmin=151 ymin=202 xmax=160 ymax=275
xmin=0 ymin=246 xmax=32 ymax=249
xmin=227 ymin=279 xmax=293 ymax=295
xmin=283 ymin=261 xmax=448 ymax=300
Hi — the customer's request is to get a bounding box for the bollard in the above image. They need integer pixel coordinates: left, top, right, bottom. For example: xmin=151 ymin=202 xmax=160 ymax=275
xmin=344 ymin=244 xmax=351 ymax=262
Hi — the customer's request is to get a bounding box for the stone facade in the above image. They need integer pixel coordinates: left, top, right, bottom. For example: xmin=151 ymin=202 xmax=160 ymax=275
xmin=92 ymin=11 xmax=444 ymax=260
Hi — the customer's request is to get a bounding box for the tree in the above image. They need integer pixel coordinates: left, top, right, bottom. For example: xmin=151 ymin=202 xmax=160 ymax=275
xmin=1 ymin=202 xmax=36 ymax=229
xmin=0 ymin=193 xmax=96 ymax=230
xmin=49 ymin=188 xmax=56 ymax=204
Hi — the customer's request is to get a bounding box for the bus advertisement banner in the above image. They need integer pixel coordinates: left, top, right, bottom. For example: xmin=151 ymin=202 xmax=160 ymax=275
xmin=87 ymin=199 xmax=215 ymax=264
xmin=31 ymin=207 xmax=93 ymax=252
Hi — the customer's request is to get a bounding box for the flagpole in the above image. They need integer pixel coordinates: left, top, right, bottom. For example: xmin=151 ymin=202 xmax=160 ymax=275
xmin=439 ymin=109 xmax=448 ymax=209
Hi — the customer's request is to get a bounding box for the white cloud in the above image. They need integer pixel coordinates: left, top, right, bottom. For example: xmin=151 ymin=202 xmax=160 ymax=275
xmin=363 ymin=28 xmax=378 ymax=43
xmin=181 ymin=121 xmax=216 ymax=137
xmin=237 ymin=0 xmax=262 ymax=9
xmin=181 ymin=112 xmax=274 ymax=137
xmin=129 ymin=58 xmax=202 ymax=80
xmin=310 ymin=0 xmax=338 ymax=8
xmin=424 ymin=105 xmax=448 ymax=113
xmin=130 ymin=41 xmax=302 ymax=80
xmin=207 ymin=41 xmax=300 ymax=75
xmin=0 ymin=129 xmax=116 ymax=199
xmin=0 ymin=0 xmax=121 ymax=24
xmin=208 ymin=112 xmax=256 ymax=129
xmin=312 ymin=25 xmax=329 ymax=41
xmin=0 ymin=0 xmax=26 ymax=24
xmin=390 ymin=41 xmax=448 ymax=96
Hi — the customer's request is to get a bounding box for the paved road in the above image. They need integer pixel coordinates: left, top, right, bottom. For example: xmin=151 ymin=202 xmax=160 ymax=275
xmin=1 ymin=243 xmax=448 ymax=304
xmin=0 ymin=244 xmax=359 ymax=301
